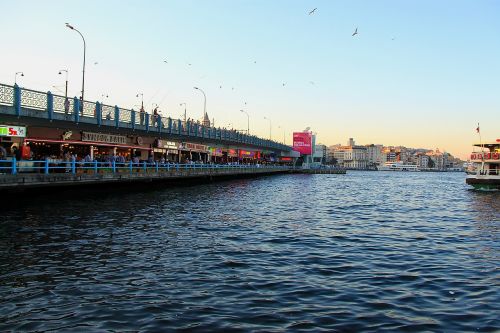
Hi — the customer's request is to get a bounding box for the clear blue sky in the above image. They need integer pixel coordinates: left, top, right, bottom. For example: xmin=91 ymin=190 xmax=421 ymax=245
xmin=1 ymin=0 xmax=499 ymax=158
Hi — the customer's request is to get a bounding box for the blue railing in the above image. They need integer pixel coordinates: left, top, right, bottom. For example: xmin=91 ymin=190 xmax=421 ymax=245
xmin=0 ymin=158 xmax=289 ymax=175
xmin=0 ymin=83 xmax=290 ymax=152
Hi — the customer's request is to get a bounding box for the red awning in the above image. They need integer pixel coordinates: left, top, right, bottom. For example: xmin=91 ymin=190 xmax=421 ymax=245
xmin=25 ymin=138 xmax=151 ymax=150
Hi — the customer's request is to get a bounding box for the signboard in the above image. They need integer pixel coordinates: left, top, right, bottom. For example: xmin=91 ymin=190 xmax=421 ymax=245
xmin=293 ymin=132 xmax=313 ymax=155
xmin=0 ymin=125 xmax=26 ymax=137
xmin=156 ymin=139 xmax=178 ymax=149
xmin=82 ymin=132 xmax=127 ymax=145
xmin=227 ymin=149 xmax=238 ymax=157
xmin=209 ymin=147 xmax=223 ymax=156
xmin=179 ymin=142 xmax=208 ymax=152
xmin=239 ymin=150 xmax=260 ymax=159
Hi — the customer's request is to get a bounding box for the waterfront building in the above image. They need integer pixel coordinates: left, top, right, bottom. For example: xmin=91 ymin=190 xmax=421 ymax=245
xmin=365 ymin=144 xmax=383 ymax=168
xmin=329 ymin=139 xmax=368 ymax=169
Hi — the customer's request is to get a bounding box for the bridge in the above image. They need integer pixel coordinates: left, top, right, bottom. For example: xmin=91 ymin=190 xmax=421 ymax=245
xmin=0 ymin=83 xmax=292 ymax=156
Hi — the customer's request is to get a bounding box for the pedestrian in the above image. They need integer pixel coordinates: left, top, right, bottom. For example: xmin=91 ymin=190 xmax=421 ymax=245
xmin=64 ymin=98 xmax=70 ymax=115
xmin=140 ymin=105 xmax=145 ymax=126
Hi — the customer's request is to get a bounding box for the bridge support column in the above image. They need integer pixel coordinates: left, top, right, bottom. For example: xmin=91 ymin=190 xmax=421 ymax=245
xmin=95 ymin=102 xmax=101 ymax=126
xmin=47 ymin=91 xmax=53 ymax=121
xmin=14 ymin=84 xmax=21 ymax=117
xmin=73 ymin=97 xmax=80 ymax=123
xmin=131 ymin=110 xmax=136 ymax=130
xmin=114 ymin=106 xmax=119 ymax=128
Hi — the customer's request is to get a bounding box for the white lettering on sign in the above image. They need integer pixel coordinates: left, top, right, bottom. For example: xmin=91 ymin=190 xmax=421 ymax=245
xmin=81 ymin=132 xmax=127 ymax=145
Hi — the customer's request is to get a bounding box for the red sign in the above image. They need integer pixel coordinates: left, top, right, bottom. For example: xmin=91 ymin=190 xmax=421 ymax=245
xmin=293 ymin=132 xmax=312 ymax=155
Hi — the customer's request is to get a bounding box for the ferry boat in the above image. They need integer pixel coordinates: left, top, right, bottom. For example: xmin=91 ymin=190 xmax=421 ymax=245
xmin=466 ymin=139 xmax=500 ymax=190
xmin=377 ymin=162 xmax=419 ymax=171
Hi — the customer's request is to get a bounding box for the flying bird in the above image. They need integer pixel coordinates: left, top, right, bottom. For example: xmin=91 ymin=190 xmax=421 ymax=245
xmin=352 ymin=27 xmax=358 ymax=37
xmin=163 ymin=60 xmax=168 ymax=63
xmin=219 ymin=85 xmax=222 ymax=89
xmin=309 ymin=81 xmax=315 ymax=85
xmin=282 ymin=83 xmax=286 ymax=86
xmin=94 ymin=62 xmax=98 ymax=65
xmin=309 ymin=8 xmax=317 ymax=15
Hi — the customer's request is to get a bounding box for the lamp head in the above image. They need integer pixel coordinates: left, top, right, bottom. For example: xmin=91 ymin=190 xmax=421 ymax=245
xmin=193 ymin=87 xmax=199 ymax=90
xmin=21 ymin=73 xmax=24 ymax=77
xmin=65 ymin=23 xmax=74 ymax=30
xmin=58 ymin=71 xmax=62 ymax=75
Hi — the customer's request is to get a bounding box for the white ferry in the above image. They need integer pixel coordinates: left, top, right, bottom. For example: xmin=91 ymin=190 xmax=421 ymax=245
xmin=466 ymin=139 xmax=500 ymax=190
xmin=377 ymin=162 xmax=419 ymax=171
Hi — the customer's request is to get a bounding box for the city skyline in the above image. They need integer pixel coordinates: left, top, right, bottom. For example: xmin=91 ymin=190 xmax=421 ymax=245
xmin=1 ymin=0 xmax=498 ymax=160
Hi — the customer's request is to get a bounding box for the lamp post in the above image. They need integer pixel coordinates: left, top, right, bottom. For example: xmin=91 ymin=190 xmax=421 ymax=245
xmin=14 ymin=72 xmax=24 ymax=85
xmin=179 ymin=103 xmax=187 ymax=122
xmin=58 ymin=70 xmax=68 ymax=100
xmin=65 ymin=23 xmax=86 ymax=104
xmin=264 ymin=116 xmax=272 ymax=140
xmin=278 ymin=126 xmax=286 ymax=144
xmin=193 ymin=87 xmax=206 ymax=121
xmin=240 ymin=109 xmax=249 ymax=134
xmin=136 ymin=92 xmax=144 ymax=110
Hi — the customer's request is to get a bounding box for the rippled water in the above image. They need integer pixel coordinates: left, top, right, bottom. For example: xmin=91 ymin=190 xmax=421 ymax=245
xmin=1 ymin=172 xmax=498 ymax=332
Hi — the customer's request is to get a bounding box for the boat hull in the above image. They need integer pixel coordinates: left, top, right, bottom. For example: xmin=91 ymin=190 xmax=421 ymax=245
xmin=466 ymin=177 xmax=500 ymax=190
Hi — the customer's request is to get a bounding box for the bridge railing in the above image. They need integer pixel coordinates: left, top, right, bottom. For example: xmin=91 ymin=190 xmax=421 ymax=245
xmin=0 ymin=158 xmax=289 ymax=175
xmin=0 ymin=82 xmax=291 ymax=152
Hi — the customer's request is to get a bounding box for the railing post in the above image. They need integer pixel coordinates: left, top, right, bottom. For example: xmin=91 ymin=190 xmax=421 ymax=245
xmin=168 ymin=118 xmax=172 ymax=134
xmin=131 ymin=110 xmax=136 ymax=130
xmin=47 ymin=91 xmax=54 ymax=121
xmin=129 ymin=160 xmax=133 ymax=174
xmin=155 ymin=161 xmax=159 ymax=172
xmin=143 ymin=161 xmax=147 ymax=173
xmin=44 ymin=158 xmax=49 ymax=174
xmin=11 ymin=157 xmax=17 ymax=175
xmin=71 ymin=157 xmax=76 ymax=174
xmin=14 ymin=84 xmax=21 ymax=117
xmin=145 ymin=113 xmax=150 ymax=131
xmin=158 ymin=116 xmax=162 ymax=133
xmin=74 ymin=97 xmax=80 ymax=123
xmin=112 ymin=159 xmax=116 ymax=173
xmin=95 ymin=102 xmax=101 ymax=126
xmin=94 ymin=160 xmax=98 ymax=173
xmin=114 ymin=106 xmax=119 ymax=128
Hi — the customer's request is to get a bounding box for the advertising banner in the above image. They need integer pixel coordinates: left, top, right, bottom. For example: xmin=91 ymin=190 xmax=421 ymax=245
xmin=293 ymin=132 xmax=312 ymax=155
xmin=0 ymin=125 xmax=26 ymax=137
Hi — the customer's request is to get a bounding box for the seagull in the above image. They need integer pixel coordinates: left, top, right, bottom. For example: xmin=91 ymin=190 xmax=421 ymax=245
xmin=219 ymin=85 xmax=222 ymax=89
xmin=309 ymin=81 xmax=315 ymax=85
xmin=391 ymin=37 xmax=396 ymax=41
xmin=94 ymin=62 xmax=98 ymax=65
xmin=163 ymin=60 xmax=168 ymax=63
xmin=187 ymin=63 xmax=192 ymax=66
xmin=309 ymin=8 xmax=317 ymax=15
xmin=352 ymin=27 xmax=358 ymax=37
xmin=282 ymin=83 xmax=286 ymax=87
xmin=232 ymin=87 xmax=234 ymax=90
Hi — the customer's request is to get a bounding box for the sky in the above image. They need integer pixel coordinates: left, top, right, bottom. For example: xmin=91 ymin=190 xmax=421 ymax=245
xmin=1 ymin=0 xmax=499 ymax=159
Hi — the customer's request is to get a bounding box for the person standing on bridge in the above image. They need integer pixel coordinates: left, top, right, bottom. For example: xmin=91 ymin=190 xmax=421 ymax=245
xmin=140 ymin=104 xmax=145 ymax=126
xmin=64 ymin=98 xmax=70 ymax=115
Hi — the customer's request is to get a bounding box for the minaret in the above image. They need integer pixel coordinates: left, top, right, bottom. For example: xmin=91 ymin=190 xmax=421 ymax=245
xmin=202 ymin=112 xmax=211 ymax=127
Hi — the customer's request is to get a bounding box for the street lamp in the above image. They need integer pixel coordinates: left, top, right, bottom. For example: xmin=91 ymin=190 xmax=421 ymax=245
xmin=14 ymin=72 xmax=24 ymax=85
xmin=278 ymin=125 xmax=286 ymax=144
xmin=136 ymin=92 xmax=144 ymax=110
xmin=65 ymin=23 xmax=86 ymax=103
xmin=193 ymin=87 xmax=206 ymax=121
xmin=180 ymin=102 xmax=187 ymax=122
xmin=58 ymin=70 xmax=68 ymax=100
xmin=240 ymin=109 xmax=249 ymax=134
xmin=264 ymin=116 xmax=272 ymax=140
